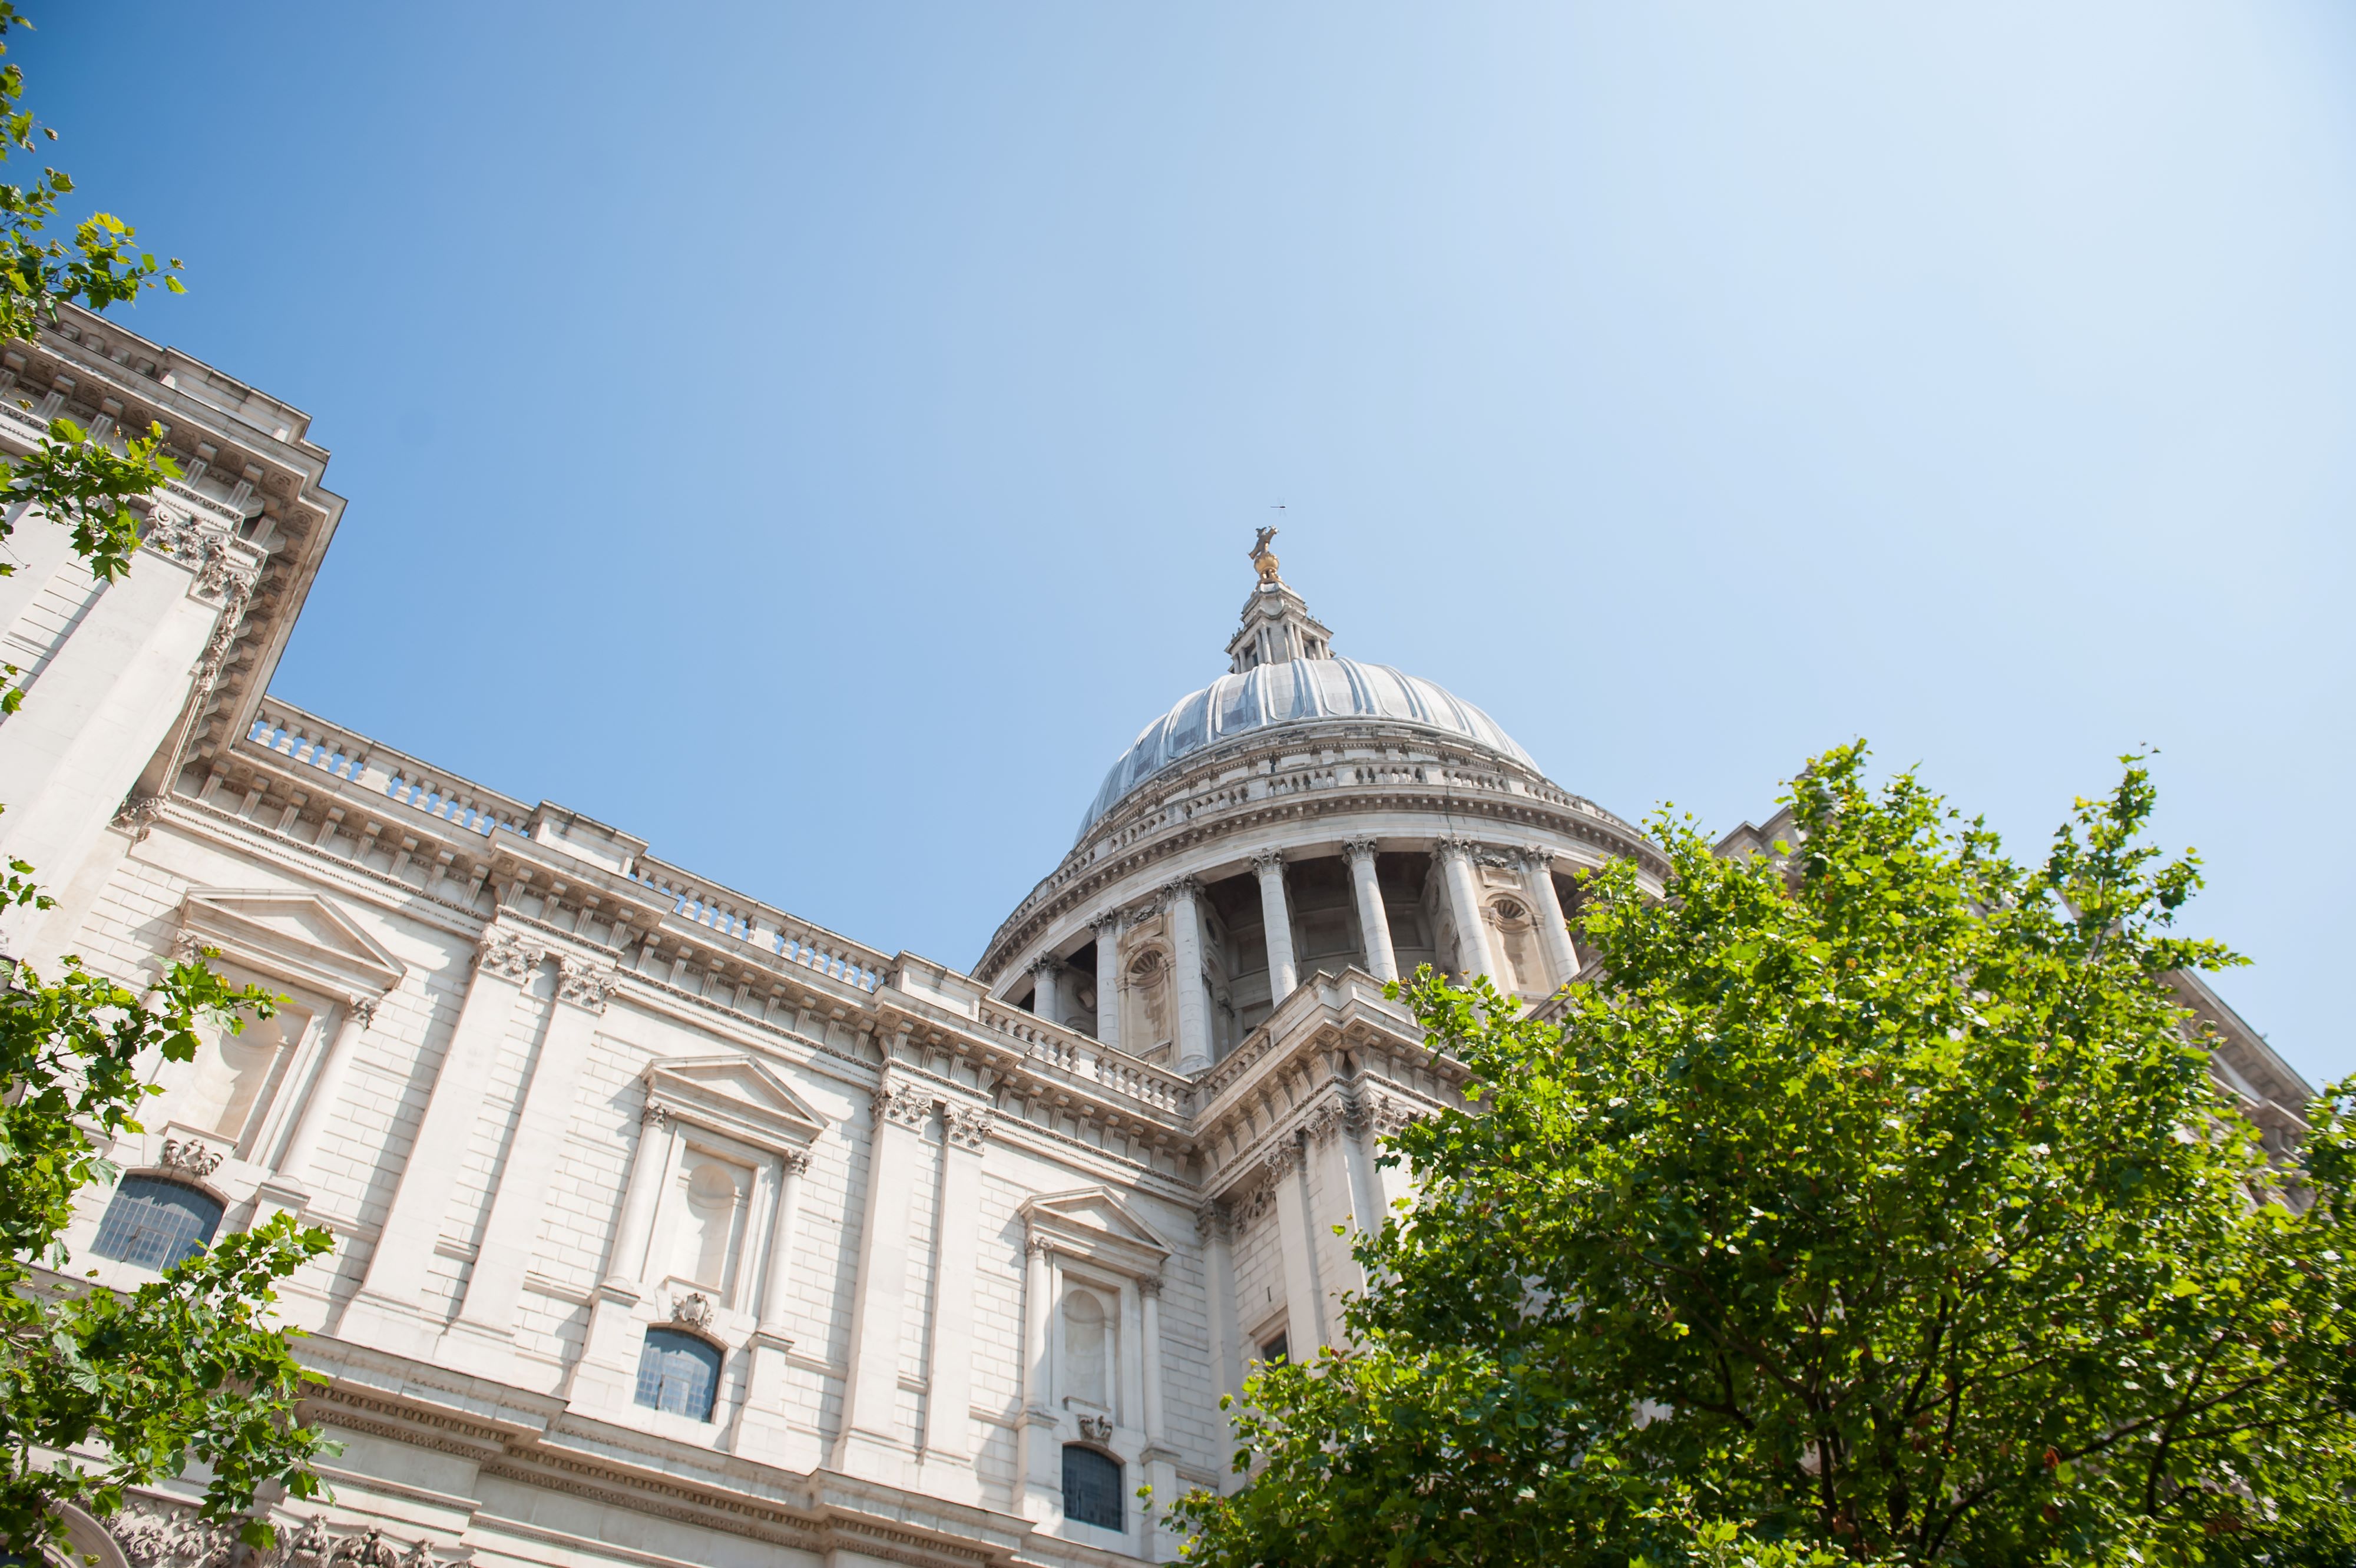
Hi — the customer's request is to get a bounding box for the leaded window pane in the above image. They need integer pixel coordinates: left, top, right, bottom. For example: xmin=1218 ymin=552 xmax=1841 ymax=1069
xmin=633 ymin=1328 xmax=720 ymax=1421
xmin=1062 ymin=1444 xmax=1123 ymax=1531
xmin=91 ymin=1176 xmax=223 ymax=1270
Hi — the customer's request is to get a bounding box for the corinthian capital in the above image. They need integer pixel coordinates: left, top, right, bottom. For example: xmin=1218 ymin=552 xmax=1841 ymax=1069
xmin=475 ymin=929 xmax=545 ymax=982
xmin=556 ymin=955 xmax=621 ymax=1013
xmin=1432 ymin=835 xmax=1481 ymax=864
xmin=1342 ymin=835 xmax=1381 ymax=866
xmin=1249 ymin=848 xmax=1288 ymax=874
xmin=872 ymin=1074 xmax=933 ymax=1130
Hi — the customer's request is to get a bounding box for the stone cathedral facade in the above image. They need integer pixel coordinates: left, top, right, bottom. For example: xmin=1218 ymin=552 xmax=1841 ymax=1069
xmin=1 ymin=307 xmax=2317 ymax=1568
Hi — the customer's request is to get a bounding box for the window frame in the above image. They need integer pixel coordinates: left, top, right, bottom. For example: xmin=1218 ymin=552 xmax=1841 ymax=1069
xmin=633 ymin=1325 xmax=723 ymax=1422
xmin=1060 ymin=1443 xmax=1124 ymax=1532
xmin=90 ymin=1174 xmax=226 ymax=1271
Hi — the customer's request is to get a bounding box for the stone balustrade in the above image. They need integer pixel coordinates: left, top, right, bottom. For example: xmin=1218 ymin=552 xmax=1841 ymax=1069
xmin=977 ymin=997 xmax=1192 ymax=1117
xmin=630 ymin=860 xmax=889 ymax=994
xmin=247 ymin=704 xmax=535 ymax=839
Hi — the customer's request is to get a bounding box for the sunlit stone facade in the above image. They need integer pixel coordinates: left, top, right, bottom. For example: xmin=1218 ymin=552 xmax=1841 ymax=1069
xmin=1 ymin=309 xmax=2315 ymax=1568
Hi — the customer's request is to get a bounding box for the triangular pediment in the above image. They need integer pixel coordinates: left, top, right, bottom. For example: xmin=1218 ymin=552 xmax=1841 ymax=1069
xmin=646 ymin=1054 xmax=826 ymax=1150
xmin=180 ymin=888 xmax=405 ymax=1000
xmin=1020 ymin=1186 xmax=1172 ymax=1278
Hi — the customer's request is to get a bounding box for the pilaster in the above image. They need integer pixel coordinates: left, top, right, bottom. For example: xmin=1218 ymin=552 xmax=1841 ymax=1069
xmin=441 ymin=955 xmax=620 ymax=1376
xmin=340 ymin=926 xmax=542 ymax=1355
xmin=833 ymin=1070 xmax=932 ymax=1484
xmin=919 ymin=1103 xmax=991 ymax=1503
xmin=730 ymin=1147 xmax=814 ymax=1467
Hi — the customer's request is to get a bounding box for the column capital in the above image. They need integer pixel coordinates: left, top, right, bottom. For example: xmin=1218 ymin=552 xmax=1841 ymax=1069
xmin=475 ymin=928 xmax=544 ymax=982
xmin=1249 ymin=848 xmax=1288 ymax=874
xmin=1157 ymin=874 xmax=1203 ymax=907
xmin=640 ymin=1101 xmax=671 ymax=1128
xmin=1521 ymin=843 xmax=1557 ymax=869
xmin=351 ymin=997 xmax=379 ymax=1030
xmin=555 ymin=955 xmax=621 ymax=1014
xmin=1139 ymin=1273 xmax=1164 ymax=1299
xmin=1030 ymin=953 xmax=1064 ymax=979
xmin=1432 ymin=835 xmax=1483 ymax=864
xmin=1341 ymin=835 xmax=1381 ymax=865
xmin=945 ymin=1103 xmax=995 ymax=1151
xmin=1194 ymin=1199 xmax=1230 ymax=1241
xmin=1088 ymin=908 xmax=1125 ymax=936
xmin=780 ymin=1147 xmax=813 ymax=1176
xmin=872 ymin=1074 xmax=933 ymax=1130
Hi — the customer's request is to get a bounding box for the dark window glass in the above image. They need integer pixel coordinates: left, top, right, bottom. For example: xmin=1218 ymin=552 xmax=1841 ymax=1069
xmin=91 ymin=1176 xmax=222 ymax=1270
xmin=1062 ymin=1444 xmax=1123 ymax=1531
xmin=634 ymin=1328 xmax=721 ymax=1421
xmin=1259 ymin=1332 xmax=1289 ymax=1366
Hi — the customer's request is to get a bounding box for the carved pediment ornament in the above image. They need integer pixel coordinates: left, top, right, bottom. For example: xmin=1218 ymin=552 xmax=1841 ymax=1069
xmin=1019 ymin=1186 xmax=1172 ymax=1281
xmin=640 ymin=1055 xmax=827 ymax=1156
xmin=173 ymin=889 xmax=406 ymax=1003
xmin=158 ymin=1136 xmax=222 ymax=1180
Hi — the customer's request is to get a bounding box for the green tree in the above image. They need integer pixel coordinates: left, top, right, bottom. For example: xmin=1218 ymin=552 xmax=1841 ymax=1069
xmin=1172 ymin=745 xmax=2356 ymax=1567
xmin=0 ymin=4 xmax=336 ymax=1556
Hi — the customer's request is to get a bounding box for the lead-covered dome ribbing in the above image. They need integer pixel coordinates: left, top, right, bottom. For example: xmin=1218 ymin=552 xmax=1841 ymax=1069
xmin=1075 ymin=654 xmax=1536 ymax=842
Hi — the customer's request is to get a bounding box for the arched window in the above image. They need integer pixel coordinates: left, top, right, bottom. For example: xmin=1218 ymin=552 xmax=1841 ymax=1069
xmin=634 ymin=1328 xmax=721 ymax=1421
xmin=1063 ymin=1288 xmax=1108 ymax=1407
xmin=91 ymin=1176 xmax=222 ymax=1270
xmin=1061 ymin=1444 xmax=1123 ymax=1531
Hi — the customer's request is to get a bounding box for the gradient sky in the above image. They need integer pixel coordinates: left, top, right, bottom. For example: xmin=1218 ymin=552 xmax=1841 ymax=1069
xmin=28 ymin=4 xmax=2354 ymax=1085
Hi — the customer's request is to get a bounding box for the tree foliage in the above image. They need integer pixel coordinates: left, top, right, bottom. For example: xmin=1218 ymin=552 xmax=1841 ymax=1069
xmin=1173 ymin=745 xmax=2356 ymax=1567
xmin=0 ymin=5 xmax=335 ymax=1556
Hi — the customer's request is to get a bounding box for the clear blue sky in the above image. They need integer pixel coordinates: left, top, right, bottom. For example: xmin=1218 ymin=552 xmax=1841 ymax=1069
xmin=31 ymin=4 xmax=2354 ymax=1086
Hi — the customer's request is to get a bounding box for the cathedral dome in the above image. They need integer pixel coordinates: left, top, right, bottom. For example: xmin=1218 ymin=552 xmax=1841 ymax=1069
xmin=1076 ymin=654 xmax=1537 ymax=843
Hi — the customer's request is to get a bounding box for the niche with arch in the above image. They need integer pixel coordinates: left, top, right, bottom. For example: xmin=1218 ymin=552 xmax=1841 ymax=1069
xmin=1061 ymin=1286 xmax=1111 ymax=1409
xmin=1487 ymin=896 xmax=1540 ymax=995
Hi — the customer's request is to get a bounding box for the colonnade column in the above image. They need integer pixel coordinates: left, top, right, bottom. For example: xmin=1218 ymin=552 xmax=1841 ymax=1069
xmin=446 ymin=957 xmax=621 ymax=1370
xmin=1433 ymin=838 xmax=1497 ymax=984
xmin=1251 ymin=850 xmax=1298 ymax=1001
xmin=1090 ymin=911 xmax=1124 ymax=1053
xmin=1343 ymin=838 xmax=1397 ymax=983
xmin=836 ymin=1069 xmax=932 ymax=1481
xmin=1165 ymin=878 xmax=1213 ymax=1076
xmin=1520 ymin=846 xmax=1580 ymax=990
xmin=344 ymin=926 xmax=543 ymax=1353
xmin=729 ymin=1147 xmax=812 ymax=1464
xmin=1030 ymin=957 xmax=1064 ymax=1027
xmin=921 ymin=1104 xmax=991 ymax=1503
